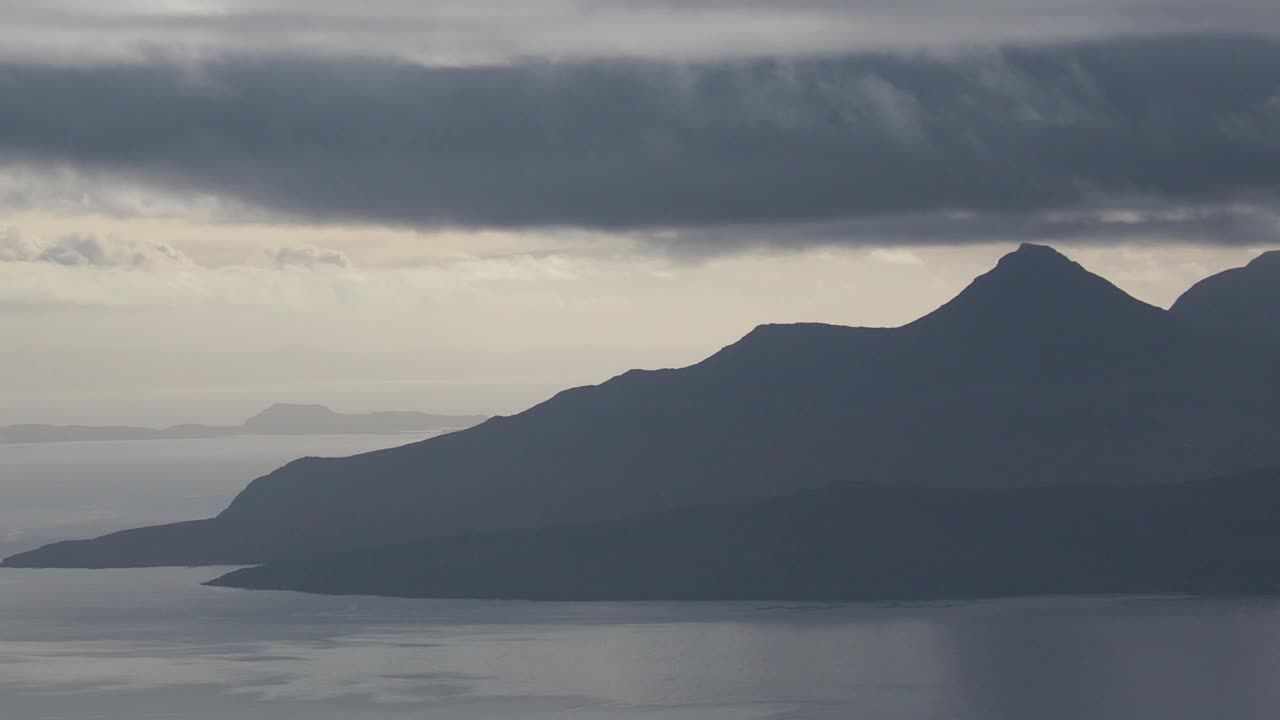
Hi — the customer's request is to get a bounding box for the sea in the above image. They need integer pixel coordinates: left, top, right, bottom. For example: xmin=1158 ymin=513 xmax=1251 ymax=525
xmin=3 ymin=436 xmax=1280 ymax=720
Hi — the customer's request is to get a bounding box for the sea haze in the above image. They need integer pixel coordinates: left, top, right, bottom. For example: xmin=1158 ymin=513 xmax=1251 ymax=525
xmin=0 ymin=434 xmax=445 ymax=559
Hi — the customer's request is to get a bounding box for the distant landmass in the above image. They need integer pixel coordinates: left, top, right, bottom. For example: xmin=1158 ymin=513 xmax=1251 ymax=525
xmin=7 ymin=244 xmax=1280 ymax=601
xmin=0 ymin=404 xmax=486 ymax=444
xmin=208 ymin=466 xmax=1280 ymax=601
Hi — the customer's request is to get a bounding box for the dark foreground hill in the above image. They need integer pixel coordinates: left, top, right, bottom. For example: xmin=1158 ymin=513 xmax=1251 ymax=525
xmin=208 ymin=466 xmax=1280 ymax=601
xmin=7 ymin=244 xmax=1280 ymax=570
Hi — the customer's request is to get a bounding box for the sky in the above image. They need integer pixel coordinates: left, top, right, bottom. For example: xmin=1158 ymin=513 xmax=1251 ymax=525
xmin=1 ymin=1 xmax=1278 ymax=422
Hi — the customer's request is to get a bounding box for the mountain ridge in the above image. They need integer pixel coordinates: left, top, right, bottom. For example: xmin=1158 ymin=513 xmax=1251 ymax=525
xmin=7 ymin=244 xmax=1280 ymax=570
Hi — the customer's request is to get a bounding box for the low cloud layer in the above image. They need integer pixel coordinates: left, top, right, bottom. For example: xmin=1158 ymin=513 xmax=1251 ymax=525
xmin=266 ymin=246 xmax=353 ymax=271
xmin=0 ymin=230 xmax=193 ymax=269
xmin=1 ymin=34 xmax=1278 ymax=249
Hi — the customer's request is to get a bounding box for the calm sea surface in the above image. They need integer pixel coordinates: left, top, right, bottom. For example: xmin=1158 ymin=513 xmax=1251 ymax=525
xmin=4 ymin=438 xmax=1280 ymax=720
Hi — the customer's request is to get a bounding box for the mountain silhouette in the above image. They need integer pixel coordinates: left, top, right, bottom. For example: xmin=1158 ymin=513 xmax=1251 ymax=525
xmin=1172 ymin=250 xmax=1280 ymax=343
xmin=7 ymin=244 xmax=1280 ymax=569
xmin=208 ymin=466 xmax=1280 ymax=601
xmin=912 ymin=243 xmax=1167 ymax=333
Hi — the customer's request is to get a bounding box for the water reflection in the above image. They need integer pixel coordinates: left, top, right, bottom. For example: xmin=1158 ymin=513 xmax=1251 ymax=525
xmin=3 ymin=568 xmax=1280 ymax=719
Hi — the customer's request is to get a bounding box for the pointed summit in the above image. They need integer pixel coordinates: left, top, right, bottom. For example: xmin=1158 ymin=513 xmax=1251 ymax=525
xmin=908 ymin=243 xmax=1166 ymax=334
xmin=980 ymin=243 xmax=1117 ymax=296
xmin=994 ymin=243 xmax=1079 ymax=271
xmin=887 ymin=243 xmax=1186 ymax=382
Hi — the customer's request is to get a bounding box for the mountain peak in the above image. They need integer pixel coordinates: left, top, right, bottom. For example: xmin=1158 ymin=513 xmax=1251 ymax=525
xmin=990 ymin=243 xmax=1081 ymax=276
xmin=1009 ymin=242 xmax=1071 ymax=261
xmin=908 ymin=243 xmax=1164 ymax=335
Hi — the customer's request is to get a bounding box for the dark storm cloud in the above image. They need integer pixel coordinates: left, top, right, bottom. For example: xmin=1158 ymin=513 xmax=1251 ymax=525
xmin=662 ymin=205 xmax=1280 ymax=257
xmin=1 ymin=33 xmax=1279 ymax=245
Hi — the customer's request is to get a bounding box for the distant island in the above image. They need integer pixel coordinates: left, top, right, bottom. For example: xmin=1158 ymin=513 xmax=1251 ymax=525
xmin=0 ymin=403 xmax=487 ymax=445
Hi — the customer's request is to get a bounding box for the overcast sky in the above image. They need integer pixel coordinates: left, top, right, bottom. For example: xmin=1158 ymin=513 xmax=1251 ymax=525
xmin=1 ymin=1 xmax=1277 ymax=421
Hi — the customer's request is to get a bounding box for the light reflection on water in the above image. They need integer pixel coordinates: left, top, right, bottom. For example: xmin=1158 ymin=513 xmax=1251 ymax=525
xmin=4 ymin=568 xmax=1280 ymax=720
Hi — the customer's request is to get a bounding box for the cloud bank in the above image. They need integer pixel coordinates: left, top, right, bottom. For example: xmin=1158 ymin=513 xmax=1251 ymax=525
xmin=266 ymin=246 xmax=353 ymax=270
xmin=2 ymin=34 xmax=1278 ymax=249
xmin=0 ymin=230 xmax=193 ymax=268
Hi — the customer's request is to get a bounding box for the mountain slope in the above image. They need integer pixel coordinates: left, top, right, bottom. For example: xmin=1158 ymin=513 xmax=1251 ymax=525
xmin=209 ymin=466 xmax=1280 ymax=601
xmin=7 ymin=244 xmax=1280 ymax=569
xmin=1171 ymin=250 xmax=1280 ymax=343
